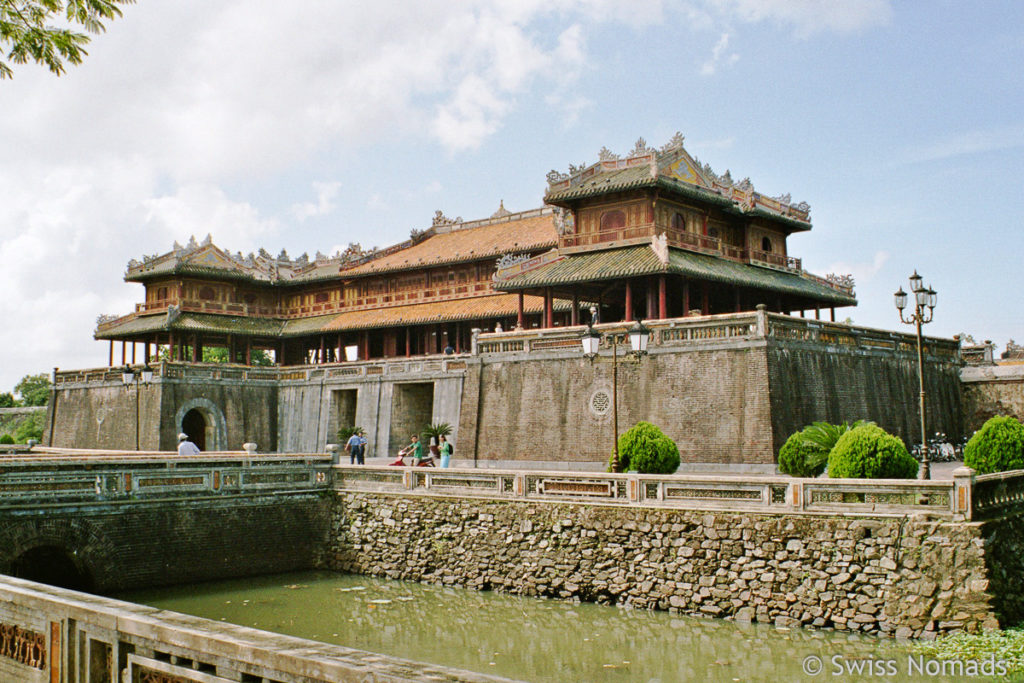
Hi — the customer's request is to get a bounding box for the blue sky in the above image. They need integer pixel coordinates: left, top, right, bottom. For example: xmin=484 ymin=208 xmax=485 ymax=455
xmin=0 ymin=0 xmax=1021 ymax=392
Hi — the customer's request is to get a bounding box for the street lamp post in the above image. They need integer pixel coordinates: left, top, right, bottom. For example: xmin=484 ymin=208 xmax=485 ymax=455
xmin=581 ymin=320 xmax=650 ymax=472
xmin=122 ymin=364 xmax=154 ymax=451
xmin=894 ymin=271 xmax=937 ymax=480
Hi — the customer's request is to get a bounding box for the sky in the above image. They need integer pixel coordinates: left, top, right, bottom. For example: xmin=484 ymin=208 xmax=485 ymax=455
xmin=1 ymin=0 xmax=1022 ymax=392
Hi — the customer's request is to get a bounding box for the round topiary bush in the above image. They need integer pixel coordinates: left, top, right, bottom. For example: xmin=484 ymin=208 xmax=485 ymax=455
xmin=610 ymin=421 xmax=680 ymax=474
xmin=0 ymin=434 xmax=14 ymax=444
xmin=827 ymin=424 xmax=918 ymax=479
xmin=777 ymin=431 xmax=828 ymax=477
xmin=964 ymin=416 xmax=1024 ymax=474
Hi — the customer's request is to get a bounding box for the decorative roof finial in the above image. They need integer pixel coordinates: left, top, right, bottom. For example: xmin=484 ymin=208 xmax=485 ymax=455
xmin=661 ymin=132 xmax=685 ymax=152
xmin=491 ymin=200 xmax=511 ymax=219
xmin=598 ymin=146 xmax=619 ymax=161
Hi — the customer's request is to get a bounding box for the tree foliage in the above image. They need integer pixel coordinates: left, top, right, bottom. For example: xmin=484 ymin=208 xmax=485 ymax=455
xmin=827 ymin=424 xmax=918 ymax=479
xmin=0 ymin=433 xmax=14 ymax=444
xmin=611 ymin=421 xmax=680 ymax=474
xmin=964 ymin=416 xmax=1024 ymax=474
xmin=0 ymin=0 xmax=135 ymax=79
xmin=14 ymin=373 xmax=50 ymax=406
xmin=13 ymin=411 xmax=43 ymax=442
xmin=0 ymin=391 xmax=14 ymax=408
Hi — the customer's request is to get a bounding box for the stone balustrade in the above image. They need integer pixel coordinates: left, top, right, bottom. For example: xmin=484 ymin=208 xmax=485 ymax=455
xmin=0 ymin=451 xmax=332 ymax=506
xmin=475 ymin=310 xmax=960 ymax=359
xmin=333 ymin=464 xmax=1024 ymax=522
xmin=0 ymin=575 xmax=513 ymax=683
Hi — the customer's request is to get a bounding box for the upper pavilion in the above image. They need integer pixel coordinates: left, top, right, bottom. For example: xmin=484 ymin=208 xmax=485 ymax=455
xmin=94 ymin=133 xmax=855 ymax=367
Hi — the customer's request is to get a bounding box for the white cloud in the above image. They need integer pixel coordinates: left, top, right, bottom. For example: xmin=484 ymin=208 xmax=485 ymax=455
xmin=291 ymin=182 xmax=342 ymax=222
xmin=901 ymin=126 xmax=1024 ymax=164
xmin=700 ymin=32 xmax=740 ymax=76
xmin=715 ymin=0 xmax=893 ymax=37
xmin=827 ymin=250 xmax=890 ymax=287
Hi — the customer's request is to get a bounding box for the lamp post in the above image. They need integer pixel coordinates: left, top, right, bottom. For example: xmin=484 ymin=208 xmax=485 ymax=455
xmin=581 ymin=320 xmax=650 ymax=472
xmin=894 ymin=271 xmax=937 ymax=480
xmin=122 ymin=363 xmax=154 ymax=451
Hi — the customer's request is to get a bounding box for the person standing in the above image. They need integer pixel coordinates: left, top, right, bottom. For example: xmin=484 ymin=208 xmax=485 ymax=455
xmin=439 ymin=434 xmax=452 ymax=468
xmin=346 ymin=430 xmax=364 ymax=465
xmin=177 ymin=432 xmax=200 ymax=455
xmin=356 ymin=429 xmax=367 ymax=464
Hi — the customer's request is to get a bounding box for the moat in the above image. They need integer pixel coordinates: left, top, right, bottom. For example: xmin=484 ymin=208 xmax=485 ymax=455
xmin=118 ymin=570 xmax=971 ymax=682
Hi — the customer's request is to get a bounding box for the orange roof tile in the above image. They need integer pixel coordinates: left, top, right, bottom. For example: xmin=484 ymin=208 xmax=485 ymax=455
xmin=310 ymin=293 xmax=570 ymax=333
xmin=339 ymin=211 xmax=557 ymax=277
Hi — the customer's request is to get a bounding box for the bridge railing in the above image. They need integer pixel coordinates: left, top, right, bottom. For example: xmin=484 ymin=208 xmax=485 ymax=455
xmin=332 ymin=465 xmax=1006 ymax=520
xmin=0 ymin=575 xmax=511 ymax=683
xmin=0 ymin=452 xmax=332 ymax=506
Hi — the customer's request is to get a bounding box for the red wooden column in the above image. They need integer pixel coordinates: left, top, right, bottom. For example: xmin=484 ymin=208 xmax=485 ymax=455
xmin=337 ymin=335 xmax=343 ymax=362
xmin=701 ymin=283 xmax=709 ymax=315
xmin=192 ymin=334 xmax=200 ymax=363
xmin=517 ymin=292 xmax=525 ymax=329
xmin=682 ymin=281 xmax=690 ymax=316
xmin=815 ymin=305 xmax=821 ymax=320
xmin=121 ymin=341 xmax=126 ymax=365
xmin=658 ymin=276 xmax=667 ymax=320
xmin=571 ymin=291 xmax=579 ymax=326
xmin=362 ymin=331 xmax=370 ymax=360
xmin=143 ymin=339 xmax=150 ymax=364
xmin=830 ymin=307 xmax=836 ymax=322
xmin=735 ymin=288 xmax=742 ymax=313
xmin=131 ymin=342 xmax=137 ymax=365
xmin=405 ymin=327 xmax=411 ymax=357
xmin=319 ymin=336 xmax=326 ymax=364
xmin=544 ymin=288 xmax=553 ymax=328
xmin=645 ymin=279 xmax=655 ymax=319
xmin=245 ymin=339 xmax=252 ymax=366
xmin=108 ymin=341 xmax=113 ymax=366
xmin=624 ymin=280 xmax=633 ymax=321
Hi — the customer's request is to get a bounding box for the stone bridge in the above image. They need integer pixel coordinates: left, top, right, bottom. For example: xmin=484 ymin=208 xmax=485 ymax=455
xmin=0 ymin=450 xmax=332 ymax=594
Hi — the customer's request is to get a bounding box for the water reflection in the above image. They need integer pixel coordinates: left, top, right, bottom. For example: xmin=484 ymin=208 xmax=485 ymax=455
xmin=119 ymin=571 xmax=972 ymax=682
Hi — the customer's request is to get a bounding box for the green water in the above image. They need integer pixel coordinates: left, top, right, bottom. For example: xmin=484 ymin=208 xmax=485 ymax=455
xmin=119 ymin=571 xmax=986 ymax=682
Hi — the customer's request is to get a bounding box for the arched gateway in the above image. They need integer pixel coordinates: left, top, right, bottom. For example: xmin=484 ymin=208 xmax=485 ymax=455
xmin=173 ymin=398 xmax=227 ymax=451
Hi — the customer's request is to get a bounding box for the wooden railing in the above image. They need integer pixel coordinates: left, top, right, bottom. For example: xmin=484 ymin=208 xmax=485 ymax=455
xmin=332 ymin=465 xmax=1003 ymax=520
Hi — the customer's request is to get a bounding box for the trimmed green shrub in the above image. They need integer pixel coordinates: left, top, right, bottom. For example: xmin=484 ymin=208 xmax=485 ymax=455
xmin=610 ymin=421 xmax=680 ymax=474
xmin=964 ymin=416 xmax=1024 ymax=474
xmin=827 ymin=424 xmax=918 ymax=479
xmin=778 ymin=431 xmax=828 ymax=477
xmin=0 ymin=434 xmax=14 ymax=444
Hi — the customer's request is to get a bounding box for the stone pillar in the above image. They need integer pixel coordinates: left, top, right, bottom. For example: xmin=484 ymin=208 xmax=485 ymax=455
xmin=471 ymin=328 xmax=481 ymax=355
xmin=755 ymin=304 xmax=768 ymax=337
xmin=952 ymin=466 xmax=975 ymax=520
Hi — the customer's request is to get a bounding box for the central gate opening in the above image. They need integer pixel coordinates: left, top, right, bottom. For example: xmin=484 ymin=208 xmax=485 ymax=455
xmin=389 ymin=383 xmax=433 ymax=455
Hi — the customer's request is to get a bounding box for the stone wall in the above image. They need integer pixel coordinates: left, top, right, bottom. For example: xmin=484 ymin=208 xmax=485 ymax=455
xmin=327 ymin=492 xmax=1005 ymax=638
xmin=463 ymin=341 xmax=775 ymax=464
xmin=961 ymin=365 xmax=1024 ymax=432
xmin=767 ymin=339 xmax=963 ymax=452
xmin=0 ymin=494 xmax=330 ymax=593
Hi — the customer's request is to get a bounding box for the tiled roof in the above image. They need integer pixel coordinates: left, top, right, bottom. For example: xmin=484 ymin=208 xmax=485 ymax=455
xmin=313 ymin=293 xmax=567 ymax=334
xmin=96 ymin=312 xmax=286 ymax=340
xmin=338 ymin=212 xmax=558 ymax=277
xmin=494 ymin=245 xmax=856 ymax=305
xmin=96 ymin=294 xmax=567 ymax=339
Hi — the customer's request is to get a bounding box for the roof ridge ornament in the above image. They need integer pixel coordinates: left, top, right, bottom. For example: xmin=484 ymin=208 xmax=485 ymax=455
xmin=630 ymin=137 xmax=653 ymax=157
xmin=598 ymin=146 xmax=619 ymax=161
xmin=660 ymin=131 xmax=685 ymax=152
xmin=490 ymin=200 xmax=511 ymax=219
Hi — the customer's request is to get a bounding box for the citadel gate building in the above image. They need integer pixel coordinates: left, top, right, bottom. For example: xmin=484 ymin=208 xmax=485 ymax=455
xmin=44 ymin=135 xmax=962 ymax=466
